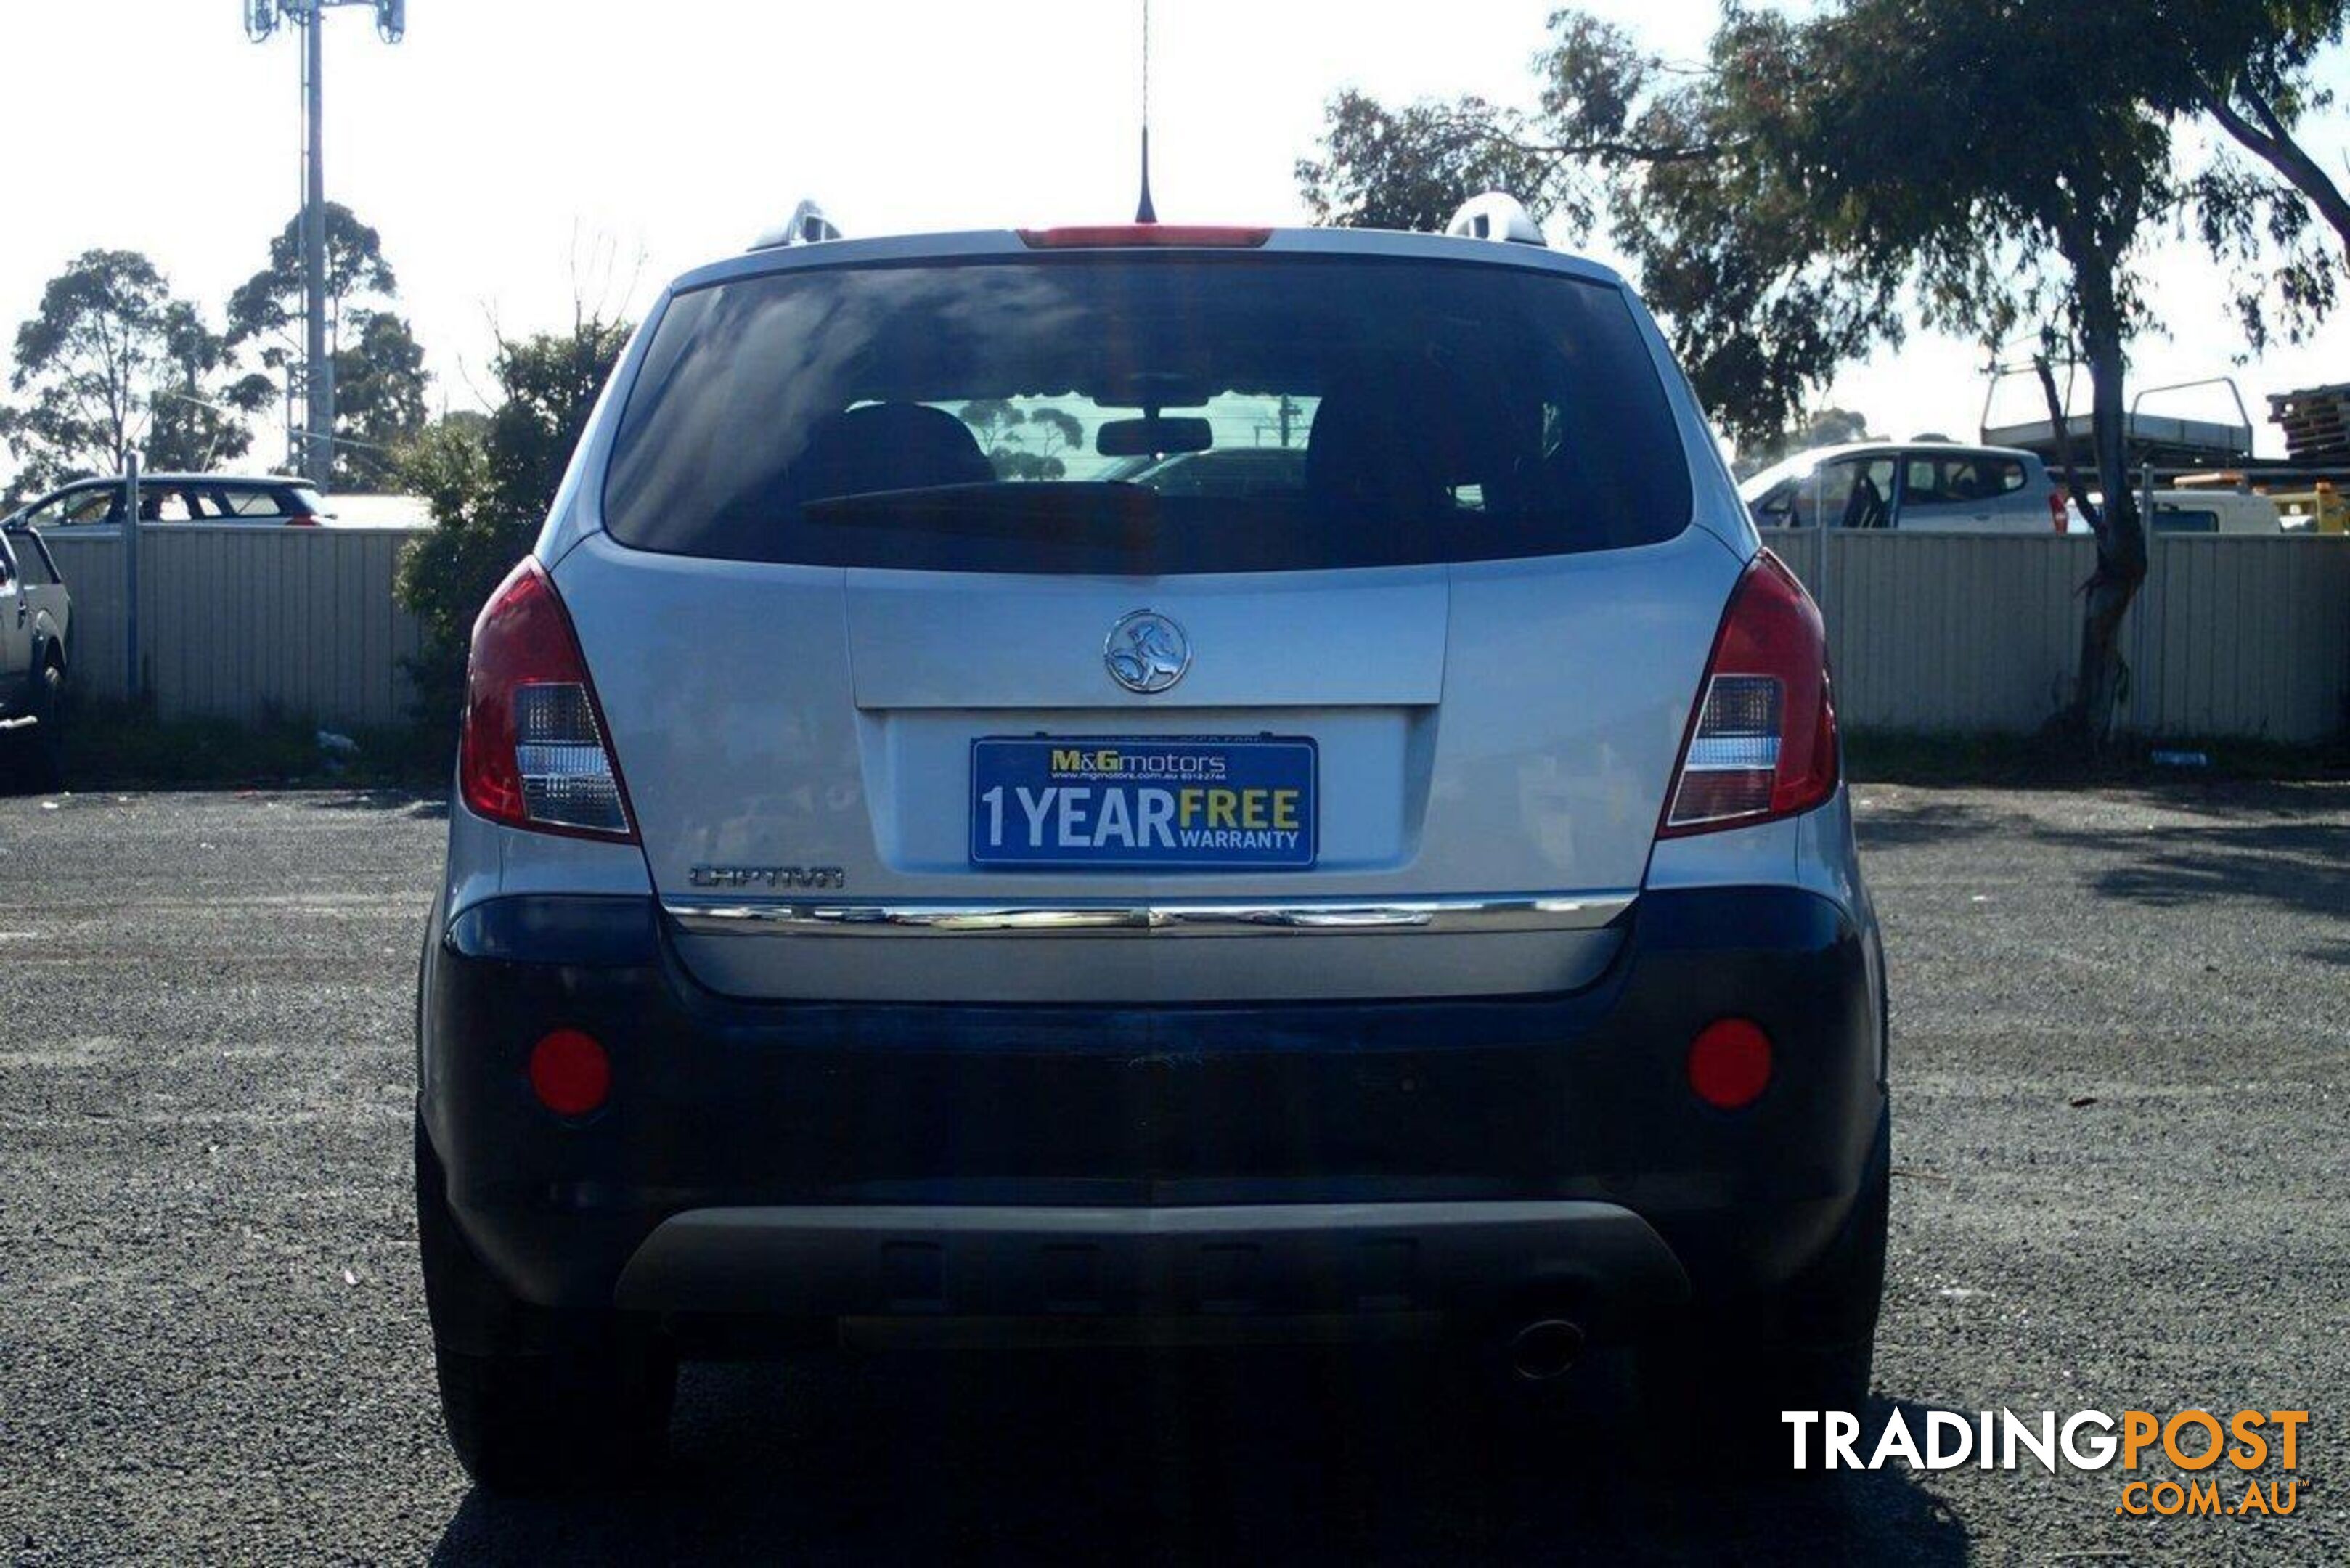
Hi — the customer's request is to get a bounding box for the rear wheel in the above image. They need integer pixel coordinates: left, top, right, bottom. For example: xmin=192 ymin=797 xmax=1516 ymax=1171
xmin=3 ymin=658 xmax=64 ymax=793
xmin=415 ymin=1116 xmax=675 ymax=1493
xmin=1634 ymin=1109 xmax=1889 ymax=1468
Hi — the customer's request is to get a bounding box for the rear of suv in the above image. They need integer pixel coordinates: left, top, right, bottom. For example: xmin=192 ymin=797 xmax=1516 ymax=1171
xmin=416 ymin=216 xmax=1889 ymax=1490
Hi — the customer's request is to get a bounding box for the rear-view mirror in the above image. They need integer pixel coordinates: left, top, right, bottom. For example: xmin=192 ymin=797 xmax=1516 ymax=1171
xmin=1096 ymin=417 xmax=1212 ymax=459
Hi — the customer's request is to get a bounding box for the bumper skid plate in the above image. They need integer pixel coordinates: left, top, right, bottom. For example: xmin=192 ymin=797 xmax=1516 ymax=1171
xmin=613 ymin=1201 xmax=1689 ymax=1326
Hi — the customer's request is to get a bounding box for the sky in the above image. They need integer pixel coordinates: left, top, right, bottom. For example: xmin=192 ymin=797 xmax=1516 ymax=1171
xmin=1 ymin=0 xmax=2345 ymax=470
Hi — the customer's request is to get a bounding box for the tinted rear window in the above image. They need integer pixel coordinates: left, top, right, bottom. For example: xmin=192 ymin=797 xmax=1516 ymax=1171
xmin=603 ymin=255 xmax=1692 ymax=573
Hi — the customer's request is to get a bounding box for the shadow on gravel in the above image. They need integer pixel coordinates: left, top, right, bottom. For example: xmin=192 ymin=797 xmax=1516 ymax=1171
xmin=1853 ymin=798 xmax=2018 ymax=849
xmin=301 ymin=790 xmax=449 ymax=819
xmin=428 ymin=1355 xmax=1967 ymax=1565
xmin=2029 ymin=817 xmax=2350 ymax=927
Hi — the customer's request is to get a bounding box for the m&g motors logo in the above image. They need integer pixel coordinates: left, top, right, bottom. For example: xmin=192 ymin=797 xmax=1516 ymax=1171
xmin=1783 ymin=1408 xmax=2306 ymax=1519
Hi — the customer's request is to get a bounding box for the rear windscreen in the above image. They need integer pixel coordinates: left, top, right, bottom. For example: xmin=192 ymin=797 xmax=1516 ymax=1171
xmin=602 ymin=254 xmax=1692 ymax=573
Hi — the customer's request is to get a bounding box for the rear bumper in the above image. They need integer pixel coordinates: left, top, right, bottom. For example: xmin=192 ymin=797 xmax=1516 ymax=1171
xmin=417 ymin=884 xmax=1885 ymax=1339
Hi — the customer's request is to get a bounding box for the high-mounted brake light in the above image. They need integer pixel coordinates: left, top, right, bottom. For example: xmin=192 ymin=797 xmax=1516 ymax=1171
xmin=459 ymin=558 xmax=637 ymax=841
xmin=1660 ymin=551 xmax=1838 ymax=836
xmin=1017 ymin=224 xmax=1272 ymax=249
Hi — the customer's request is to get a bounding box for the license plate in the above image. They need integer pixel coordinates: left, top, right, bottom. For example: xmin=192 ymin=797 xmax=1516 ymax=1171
xmin=970 ymin=736 xmax=1318 ymax=869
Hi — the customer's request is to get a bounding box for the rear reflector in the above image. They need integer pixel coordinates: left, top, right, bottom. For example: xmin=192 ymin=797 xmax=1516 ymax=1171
xmin=529 ymin=1028 xmax=611 ymax=1117
xmin=1018 ymin=224 xmax=1272 ymax=248
xmin=1687 ymin=1018 xmax=1772 ymax=1110
xmin=459 ymin=558 xmax=637 ymax=841
xmin=1660 ymin=551 xmax=1837 ymax=836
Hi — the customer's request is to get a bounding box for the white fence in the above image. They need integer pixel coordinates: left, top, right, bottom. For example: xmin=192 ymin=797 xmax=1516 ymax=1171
xmin=1780 ymin=530 xmax=2349 ymax=740
xmin=42 ymin=528 xmax=425 ymax=729
xmin=28 ymin=526 xmax=2350 ymax=740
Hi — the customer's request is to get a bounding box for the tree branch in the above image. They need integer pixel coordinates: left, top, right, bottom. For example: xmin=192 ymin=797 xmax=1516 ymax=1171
xmin=2197 ymin=77 xmax=2350 ymax=258
xmin=1429 ymin=108 xmax=1734 ymax=168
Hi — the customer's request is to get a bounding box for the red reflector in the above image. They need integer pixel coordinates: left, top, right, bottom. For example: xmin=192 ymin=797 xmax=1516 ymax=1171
xmin=1687 ymin=1018 xmax=1772 ymax=1110
xmin=1018 ymin=224 xmax=1272 ymax=249
xmin=529 ymin=1029 xmax=611 ymax=1117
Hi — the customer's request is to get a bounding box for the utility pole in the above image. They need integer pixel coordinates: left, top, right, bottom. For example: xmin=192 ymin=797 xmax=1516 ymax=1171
xmin=302 ymin=12 xmax=329 ymax=490
xmin=243 ymin=0 xmax=406 ymax=492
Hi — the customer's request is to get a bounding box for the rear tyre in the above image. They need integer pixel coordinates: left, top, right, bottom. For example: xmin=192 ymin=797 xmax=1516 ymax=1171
xmin=3 ymin=658 xmax=64 ymax=793
xmin=1634 ymin=1108 xmax=1889 ymax=1471
xmin=415 ymin=1116 xmax=675 ymax=1494
xmin=27 ymin=659 xmax=65 ymax=791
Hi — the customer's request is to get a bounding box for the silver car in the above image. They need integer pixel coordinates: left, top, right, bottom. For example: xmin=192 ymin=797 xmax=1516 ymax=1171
xmin=416 ymin=216 xmax=1888 ymax=1490
xmin=4 ymin=473 xmax=330 ymax=531
xmin=1742 ymin=440 xmax=2068 ymax=532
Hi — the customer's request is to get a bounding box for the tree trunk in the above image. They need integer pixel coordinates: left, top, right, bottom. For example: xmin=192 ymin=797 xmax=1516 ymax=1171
xmin=2058 ymin=265 xmax=2147 ymax=744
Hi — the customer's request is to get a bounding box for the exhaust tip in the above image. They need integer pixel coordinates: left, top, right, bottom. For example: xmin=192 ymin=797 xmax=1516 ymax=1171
xmin=1508 ymin=1318 xmax=1586 ymax=1381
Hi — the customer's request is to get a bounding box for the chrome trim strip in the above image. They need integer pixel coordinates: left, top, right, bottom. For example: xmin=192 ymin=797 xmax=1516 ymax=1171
xmin=664 ymin=891 xmax=1637 ymax=939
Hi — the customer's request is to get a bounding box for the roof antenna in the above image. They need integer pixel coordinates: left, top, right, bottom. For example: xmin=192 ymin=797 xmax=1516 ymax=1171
xmin=1135 ymin=0 xmax=1158 ymax=223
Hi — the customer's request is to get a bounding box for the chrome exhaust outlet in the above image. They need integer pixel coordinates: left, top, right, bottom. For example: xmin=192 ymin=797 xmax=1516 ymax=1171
xmin=1508 ymin=1318 xmax=1586 ymax=1381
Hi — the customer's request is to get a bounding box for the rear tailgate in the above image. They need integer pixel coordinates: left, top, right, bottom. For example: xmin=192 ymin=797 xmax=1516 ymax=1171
xmin=559 ymin=240 xmax=1733 ymax=1001
xmin=555 ymin=526 xmax=1737 ymax=1001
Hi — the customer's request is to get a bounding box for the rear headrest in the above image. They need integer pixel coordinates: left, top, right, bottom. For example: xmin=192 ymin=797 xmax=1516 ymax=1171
xmin=1304 ymin=382 xmax=1448 ymax=514
xmin=794 ymin=402 xmax=995 ymax=500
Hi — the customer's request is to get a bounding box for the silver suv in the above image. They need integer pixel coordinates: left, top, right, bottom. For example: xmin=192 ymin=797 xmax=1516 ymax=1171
xmin=416 ymin=216 xmax=1889 ymax=1490
xmin=1742 ymin=441 xmax=2068 ymax=532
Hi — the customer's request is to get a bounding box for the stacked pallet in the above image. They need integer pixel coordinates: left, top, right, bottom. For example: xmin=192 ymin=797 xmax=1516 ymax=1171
xmin=2269 ymin=383 xmax=2350 ymax=460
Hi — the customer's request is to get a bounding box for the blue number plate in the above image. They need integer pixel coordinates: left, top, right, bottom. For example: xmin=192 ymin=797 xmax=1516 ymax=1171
xmin=970 ymin=736 xmax=1318 ymax=869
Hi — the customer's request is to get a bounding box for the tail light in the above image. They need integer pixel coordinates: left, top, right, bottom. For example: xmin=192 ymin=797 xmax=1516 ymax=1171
xmin=286 ymin=513 xmax=322 ymax=527
xmin=459 ymin=557 xmax=637 ymax=841
xmin=2047 ymin=487 xmax=2068 ymax=532
xmin=1660 ymin=550 xmax=1838 ymax=836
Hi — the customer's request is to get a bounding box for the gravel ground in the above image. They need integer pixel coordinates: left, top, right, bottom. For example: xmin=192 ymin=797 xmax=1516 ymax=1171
xmin=0 ymin=781 xmax=2342 ymax=1564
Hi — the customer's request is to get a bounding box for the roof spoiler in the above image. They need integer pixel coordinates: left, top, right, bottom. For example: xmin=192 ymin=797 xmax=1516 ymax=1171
xmin=749 ymin=199 xmax=842 ymax=253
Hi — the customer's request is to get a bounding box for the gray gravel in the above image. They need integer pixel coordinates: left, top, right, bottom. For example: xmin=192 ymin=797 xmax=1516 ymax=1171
xmin=0 ymin=780 xmax=2342 ymax=1564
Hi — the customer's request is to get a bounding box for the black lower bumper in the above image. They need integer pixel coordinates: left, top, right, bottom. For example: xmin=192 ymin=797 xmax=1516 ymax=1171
xmin=417 ymin=885 xmax=1885 ymax=1334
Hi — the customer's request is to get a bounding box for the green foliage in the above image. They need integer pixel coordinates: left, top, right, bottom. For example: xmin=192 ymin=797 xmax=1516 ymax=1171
xmin=332 ymin=310 xmax=429 ymax=489
xmin=225 ymin=202 xmax=399 ymax=367
xmin=1297 ymin=90 xmax=1567 ymax=234
xmin=226 ymin=202 xmax=424 ymax=484
xmin=60 ymin=697 xmax=444 ymax=791
xmin=1734 ymin=407 xmax=1878 ymax=476
xmin=145 ymin=303 xmax=274 ymax=473
xmin=393 ymin=315 xmax=632 ymax=725
xmin=957 ymin=399 xmax=1082 ymax=481
xmin=0 ymin=250 xmax=264 ymax=493
xmin=2167 ymin=1 xmax=2350 ymax=348
xmin=1294 ymin=2 xmax=2347 ymax=454
xmin=1295 ymin=1 xmax=2350 ymax=733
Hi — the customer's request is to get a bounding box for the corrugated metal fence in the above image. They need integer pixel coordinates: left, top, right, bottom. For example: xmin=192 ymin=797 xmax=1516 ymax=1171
xmin=27 ymin=525 xmax=2350 ymax=740
xmin=1780 ymin=531 xmax=2350 ymax=739
xmin=42 ymin=528 xmax=424 ymax=728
